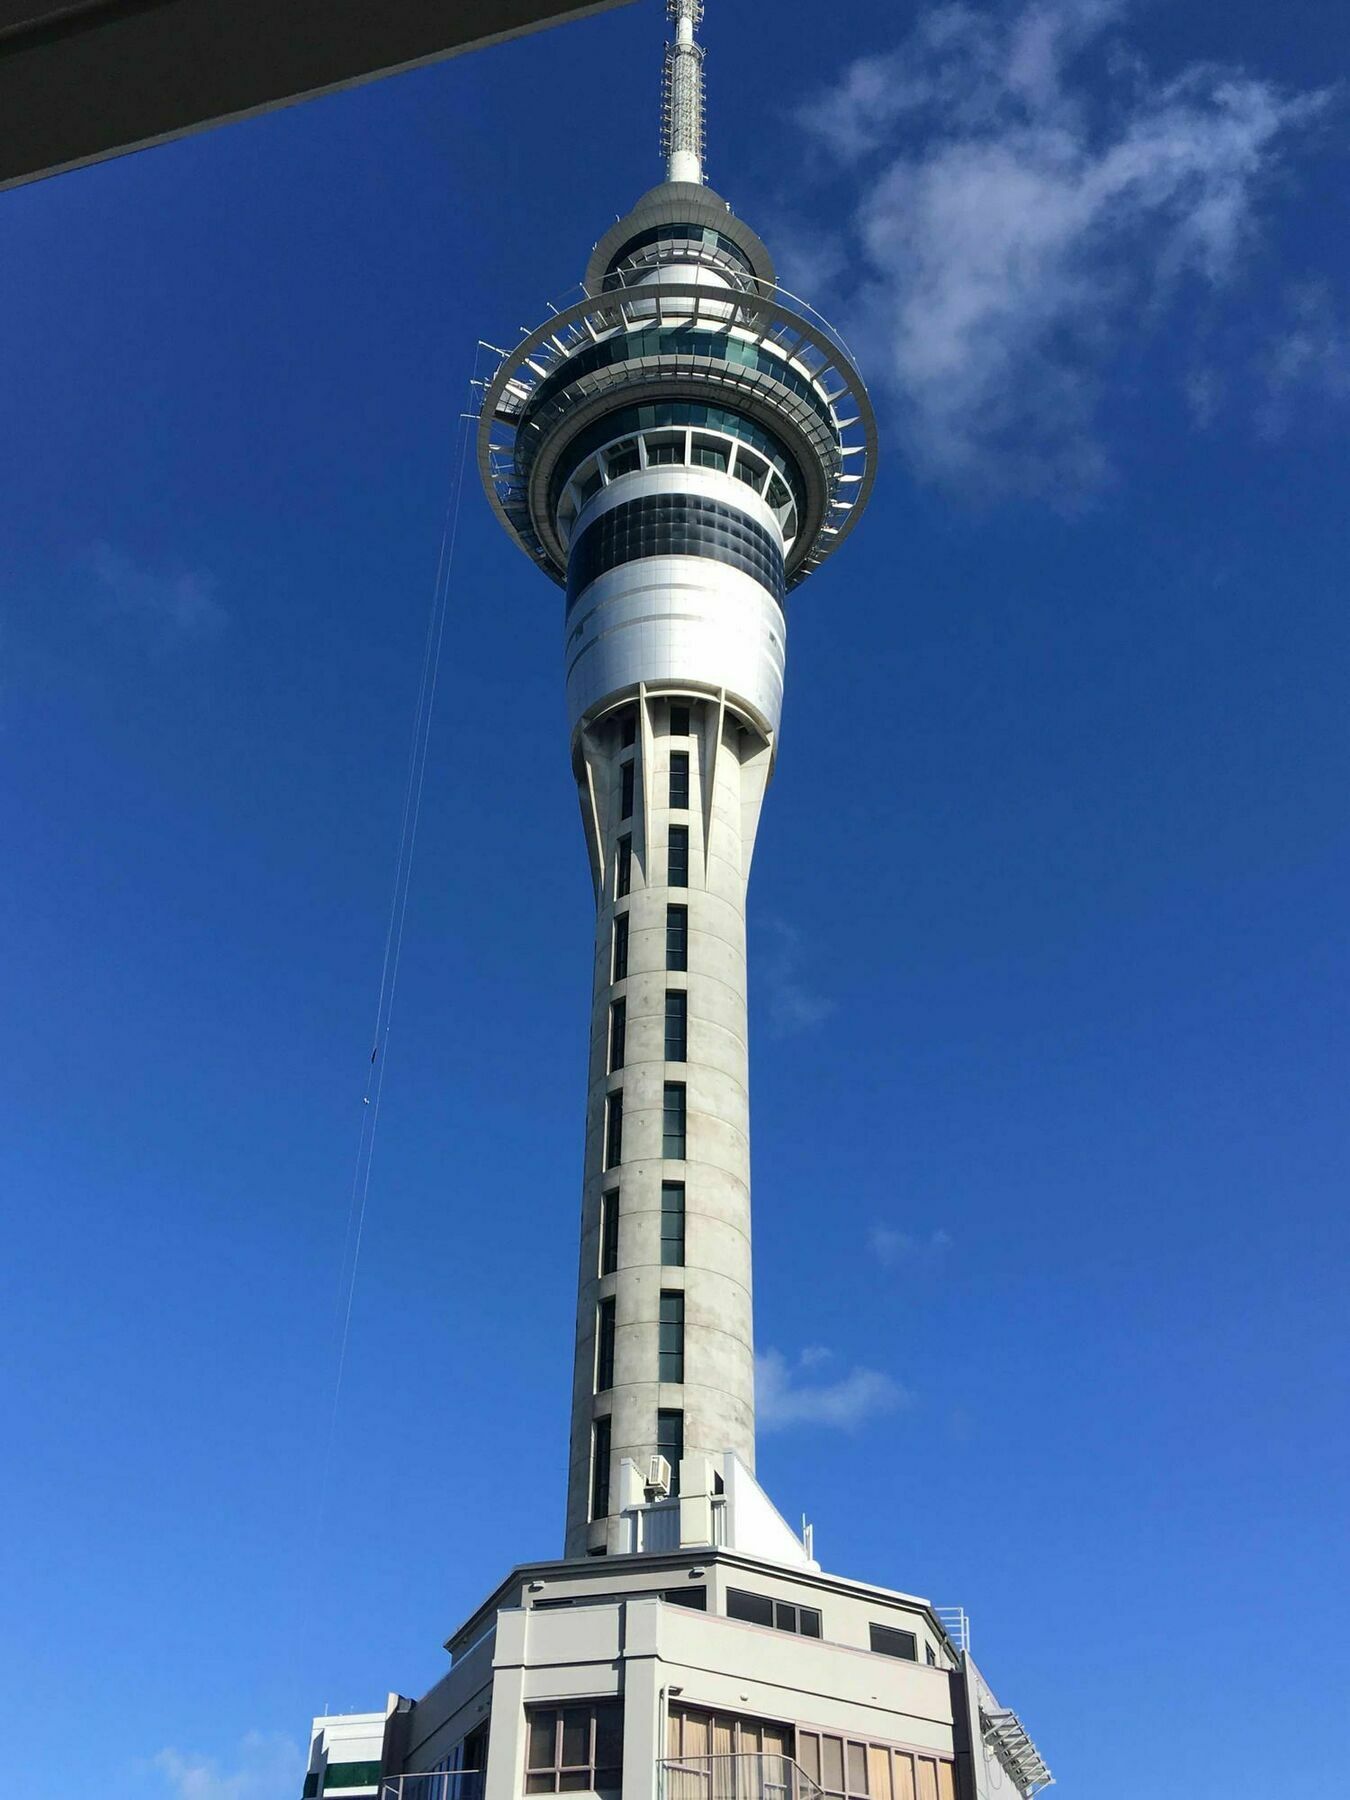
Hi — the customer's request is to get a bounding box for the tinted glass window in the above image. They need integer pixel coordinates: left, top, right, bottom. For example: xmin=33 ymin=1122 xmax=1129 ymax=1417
xmin=727 ymin=1588 xmax=774 ymax=1628
xmin=870 ymin=1624 xmax=918 ymax=1661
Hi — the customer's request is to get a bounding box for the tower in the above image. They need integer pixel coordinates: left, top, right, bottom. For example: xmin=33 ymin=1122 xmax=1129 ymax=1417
xmin=301 ymin=9 xmax=1053 ymax=1799
xmin=477 ymin=0 xmax=875 ymax=1558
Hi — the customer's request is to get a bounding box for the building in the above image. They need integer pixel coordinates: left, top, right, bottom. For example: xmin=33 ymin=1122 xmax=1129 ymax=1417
xmin=303 ymin=4 xmax=1053 ymax=1798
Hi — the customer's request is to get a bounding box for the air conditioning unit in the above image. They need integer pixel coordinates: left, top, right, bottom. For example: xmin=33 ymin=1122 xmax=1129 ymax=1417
xmin=645 ymin=1455 xmax=672 ymax=1499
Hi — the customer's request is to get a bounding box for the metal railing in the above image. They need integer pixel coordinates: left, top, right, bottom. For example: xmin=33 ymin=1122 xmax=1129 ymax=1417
xmin=378 ymin=1775 xmax=481 ymax=1800
xmin=660 ymin=1754 xmax=825 ymax=1800
xmin=935 ymin=1606 xmax=970 ymax=1655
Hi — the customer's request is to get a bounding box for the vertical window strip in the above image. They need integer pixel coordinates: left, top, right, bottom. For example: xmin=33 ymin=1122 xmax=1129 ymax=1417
xmin=656 ymin=1408 xmax=684 ymax=1493
xmin=659 ymin=1289 xmax=685 ymax=1383
xmin=668 ymin=751 xmax=690 ymax=809
xmin=667 ymin=824 xmax=688 ymax=887
xmin=612 ymin=912 xmax=629 ymax=982
xmin=609 ymin=998 xmax=626 ymax=1072
xmin=620 ymin=760 xmax=635 ymax=820
xmin=670 ymin=703 xmax=691 ymax=735
xmin=616 ymin=833 xmax=632 ymax=898
xmin=596 ymin=1297 xmax=616 ymax=1392
xmin=660 ymin=1181 xmax=686 ymax=1267
xmin=662 ymin=1082 xmax=686 ymax=1159
xmin=665 ymin=904 xmax=687 ymax=971
xmin=591 ymin=1416 xmax=612 ymax=1519
xmin=664 ymin=989 xmax=687 ymax=1061
xmin=600 ymin=1189 xmax=619 ymax=1276
xmin=605 ymin=1089 xmax=624 ymax=1169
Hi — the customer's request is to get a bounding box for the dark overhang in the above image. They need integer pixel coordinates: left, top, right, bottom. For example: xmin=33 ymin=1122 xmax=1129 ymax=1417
xmin=0 ymin=0 xmax=637 ymax=191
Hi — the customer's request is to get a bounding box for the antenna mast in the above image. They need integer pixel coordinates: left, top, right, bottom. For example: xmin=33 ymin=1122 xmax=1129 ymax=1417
xmin=661 ymin=0 xmax=706 ymax=184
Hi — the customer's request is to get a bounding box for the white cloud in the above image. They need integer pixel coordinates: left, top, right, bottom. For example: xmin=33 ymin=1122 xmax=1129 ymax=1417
xmin=151 ymin=1732 xmax=304 ymax=1800
xmin=759 ymin=918 xmax=833 ymax=1035
xmin=82 ymin=541 xmax=228 ymax=639
xmin=869 ymin=1224 xmax=954 ymax=1268
xmin=1255 ymin=282 xmax=1350 ymax=437
xmin=757 ymin=1347 xmax=908 ymax=1432
xmin=798 ymin=0 xmax=1334 ymax=495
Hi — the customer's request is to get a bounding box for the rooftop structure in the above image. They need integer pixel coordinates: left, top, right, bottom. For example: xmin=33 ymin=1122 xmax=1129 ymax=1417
xmin=301 ymin=4 xmax=1053 ymax=1797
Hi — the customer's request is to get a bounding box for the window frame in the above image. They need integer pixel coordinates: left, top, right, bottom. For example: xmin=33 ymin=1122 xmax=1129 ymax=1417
xmin=595 ymin=1297 xmax=616 ymax=1392
xmin=599 ymin=1189 xmax=620 ymax=1277
xmin=667 ymin=824 xmax=689 ymax=888
xmin=869 ymin=1622 xmax=919 ymax=1662
xmin=604 ymin=1089 xmax=624 ymax=1169
xmin=590 ymin=1417 xmax=612 ymax=1520
xmin=615 ymin=833 xmax=632 ymax=899
xmin=668 ymin=750 xmax=690 ymax=810
xmin=524 ymin=1699 xmax=623 ymax=1796
xmin=658 ymin=1288 xmax=685 ymax=1383
xmin=664 ymin=989 xmax=688 ymax=1062
xmin=619 ymin=759 xmax=635 ymax=820
xmin=612 ymin=912 xmax=629 ymax=983
xmin=609 ymin=998 xmax=626 ymax=1072
xmin=656 ymin=1408 xmax=684 ymax=1493
xmin=660 ymin=1180 xmax=686 ymax=1267
xmin=665 ymin=904 xmax=688 ymax=972
xmin=662 ymin=1082 xmax=686 ymax=1159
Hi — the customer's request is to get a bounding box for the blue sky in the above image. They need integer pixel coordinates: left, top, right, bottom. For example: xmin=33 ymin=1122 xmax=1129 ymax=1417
xmin=1 ymin=1 xmax=1346 ymax=1795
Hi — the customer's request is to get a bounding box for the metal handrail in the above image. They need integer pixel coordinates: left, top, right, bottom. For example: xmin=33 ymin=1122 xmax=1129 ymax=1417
xmin=378 ymin=1775 xmax=482 ymax=1800
xmin=659 ymin=1752 xmax=825 ymax=1800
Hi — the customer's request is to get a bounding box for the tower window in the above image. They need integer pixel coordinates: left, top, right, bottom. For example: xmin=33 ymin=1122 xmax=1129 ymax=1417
xmin=609 ymin=999 xmax=626 ymax=1072
xmin=599 ymin=1190 xmax=619 ymax=1276
xmin=596 ymin=1297 xmax=616 ymax=1392
xmin=660 ymin=1181 xmax=685 ymax=1267
xmin=620 ymin=761 xmax=634 ymax=820
xmin=612 ymin=912 xmax=629 ymax=983
xmin=605 ymin=1090 xmax=623 ymax=1169
xmin=665 ymin=905 xmax=688 ymax=971
xmin=646 ymin=432 xmax=684 ymax=466
xmin=656 ymin=1408 xmax=684 ymax=1493
xmin=667 ymin=825 xmax=688 ymax=888
xmin=664 ymin=990 xmax=687 ymax=1062
xmin=870 ymin=1623 xmax=918 ymax=1661
xmin=668 ymin=751 xmax=689 ymax=809
xmin=662 ymin=1082 xmax=686 ymax=1159
xmin=659 ymin=1290 xmax=685 ymax=1383
xmin=619 ymin=708 xmax=637 ymax=750
xmin=616 ymin=833 xmax=632 ymax=898
xmin=590 ymin=1417 xmax=612 ymax=1520
xmin=691 ymin=437 xmax=728 ymax=472
xmin=669 ymin=703 xmax=691 ymax=736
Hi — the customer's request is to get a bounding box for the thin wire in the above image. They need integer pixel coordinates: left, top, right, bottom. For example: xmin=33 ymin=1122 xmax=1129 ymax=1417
xmin=315 ymin=395 xmax=475 ymax=1535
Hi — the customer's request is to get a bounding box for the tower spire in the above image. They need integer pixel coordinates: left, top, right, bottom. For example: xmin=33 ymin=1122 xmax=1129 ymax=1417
xmin=661 ymin=0 xmax=706 ymax=184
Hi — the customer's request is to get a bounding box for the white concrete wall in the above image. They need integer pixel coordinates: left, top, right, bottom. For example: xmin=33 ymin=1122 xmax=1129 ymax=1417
xmin=565 ymin=688 xmax=770 ymax=1554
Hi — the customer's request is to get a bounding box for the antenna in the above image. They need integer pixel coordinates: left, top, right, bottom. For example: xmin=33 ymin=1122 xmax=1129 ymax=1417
xmin=661 ymin=0 xmax=706 ymax=184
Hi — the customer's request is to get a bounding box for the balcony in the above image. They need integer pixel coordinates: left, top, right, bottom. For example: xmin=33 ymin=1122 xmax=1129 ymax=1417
xmin=659 ymin=1754 xmax=824 ymax=1800
xmin=379 ymin=1776 xmax=481 ymax=1800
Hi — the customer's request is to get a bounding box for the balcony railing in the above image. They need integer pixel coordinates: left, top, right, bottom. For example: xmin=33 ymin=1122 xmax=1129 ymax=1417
xmin=378 ymin=1775 xmax=481 ymax=1800
xmin=660 ymin=1754 xmax=825 ymax=1800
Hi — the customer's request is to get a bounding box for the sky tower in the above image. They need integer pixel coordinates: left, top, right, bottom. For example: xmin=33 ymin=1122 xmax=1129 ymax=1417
xmin=478 ymin=0 xmax=875 ymax=1559
xmin=302 ymin=8 xmax=1052 ymax=1799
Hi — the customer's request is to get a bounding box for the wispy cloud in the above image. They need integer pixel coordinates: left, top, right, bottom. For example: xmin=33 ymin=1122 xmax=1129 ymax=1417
xmin=759 ymin=918 xmax=833 ymax=1035
xmin=796 ymin=0 xmax=1336 ymax=497
xmin=81 ymin=541 xmax=228 ymax=640
xmin=151 ymin=1733 xmax=304 ymax=1800
xmin=758 ymin=1346 xmax=908 ymax=1431
xmin=869 ymin=1224 xmax=954 ymax=1270
xmin=1255 ymin=283 xmax=1350 ymax=438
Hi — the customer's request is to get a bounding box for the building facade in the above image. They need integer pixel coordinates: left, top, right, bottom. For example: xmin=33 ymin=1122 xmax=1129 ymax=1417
xmin=303 ymin=4 xmax=1052 ymax=1798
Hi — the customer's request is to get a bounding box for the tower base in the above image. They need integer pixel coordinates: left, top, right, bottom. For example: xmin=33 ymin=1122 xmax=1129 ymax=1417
xmin=302 ymin=1464 xmax=1051 ymax=1800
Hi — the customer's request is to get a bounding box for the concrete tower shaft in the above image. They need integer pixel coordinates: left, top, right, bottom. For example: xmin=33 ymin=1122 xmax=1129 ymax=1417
xmin=477 ymin=6 xmax=875 ymax=1557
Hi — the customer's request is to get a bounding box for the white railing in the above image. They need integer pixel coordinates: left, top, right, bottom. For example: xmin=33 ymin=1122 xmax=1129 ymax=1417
xmin=935 ymin=1606 xmax=970 ymax=1655
xmin=660 ymin=1754 xmax=825 ymax=1800
xmin=379 ymin=1775 xmax=481 ymax=1800
xmin=636 ymin=1497 xmax=682 ymax=1551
